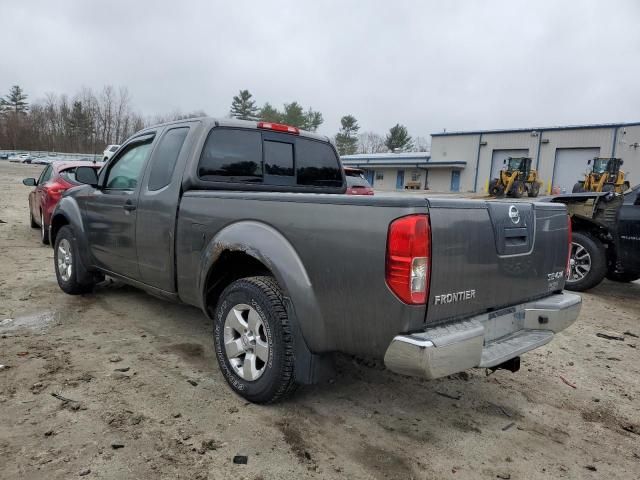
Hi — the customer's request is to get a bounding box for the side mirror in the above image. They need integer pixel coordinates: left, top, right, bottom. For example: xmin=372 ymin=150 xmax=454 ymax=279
xmin=22 ymin=178 xmax=36 ymax=186
xmin=75 ymin=166 xmax=99 ymax=186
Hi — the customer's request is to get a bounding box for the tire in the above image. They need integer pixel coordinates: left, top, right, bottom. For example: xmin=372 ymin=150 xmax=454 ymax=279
xmin=510 ymin=181 xmax=524 ymax=198
xmin=29 ymin=206 xmax=38 ymax=228
xmin=572 ymin=182 xmax=585 ymax=193
xmin=489 ymin=179 xmax=505 ymax=198
xmin=40 ymin=212 xmax=50 ymax=245
xmin=606 ymin=271 xmax=640 ymax=283
xmin=565 ymin=231 xmax=607 ymax=292
xmin=54 ymin=225 xmax=95 ymax=295
xmin=527 ymin=182 xmax=540 ymax=197
xmin=213 ymin=276 xmax=297 ymax=404
xmin=602 ymin=184 xmax=615 ymax=193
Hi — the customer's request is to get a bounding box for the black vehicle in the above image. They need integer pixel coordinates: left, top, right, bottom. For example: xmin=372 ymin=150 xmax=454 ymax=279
xmin=552 ymin=185 xmax=640 ymax=291
xmin=48 ymin=117 xmax=580 ymax=403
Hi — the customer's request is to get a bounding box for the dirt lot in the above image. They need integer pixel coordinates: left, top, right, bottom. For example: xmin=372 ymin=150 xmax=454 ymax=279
xmin=1 ymin=161 xmax=639 ymax=480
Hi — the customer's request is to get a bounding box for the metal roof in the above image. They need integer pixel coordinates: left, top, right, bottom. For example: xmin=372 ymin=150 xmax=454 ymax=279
xmin=431 ymin=121 xmax=640 ymax=137
xmin=341 ymin=152 xmax=431 ymax=160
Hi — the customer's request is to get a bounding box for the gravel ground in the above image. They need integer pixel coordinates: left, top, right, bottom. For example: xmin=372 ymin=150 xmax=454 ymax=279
xmin=1 ymin=161 xmax=639 ymax=480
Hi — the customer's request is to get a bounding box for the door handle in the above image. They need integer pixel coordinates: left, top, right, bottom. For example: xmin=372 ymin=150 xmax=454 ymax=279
xmin=123 ymin=200 xmax=137 ymax=212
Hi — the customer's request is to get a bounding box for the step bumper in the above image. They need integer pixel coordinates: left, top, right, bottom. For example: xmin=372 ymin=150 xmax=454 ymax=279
xmin=384 ymin=292 xmax=581 ymax=379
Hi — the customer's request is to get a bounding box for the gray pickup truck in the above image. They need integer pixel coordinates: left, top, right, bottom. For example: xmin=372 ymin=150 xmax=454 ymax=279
xmin=49 ymin=118 xmax=581 ymax=403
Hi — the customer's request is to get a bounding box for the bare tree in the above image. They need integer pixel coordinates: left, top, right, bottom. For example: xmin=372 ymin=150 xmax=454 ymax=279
xmin=357 ymin=131 xmax=388 ymax=154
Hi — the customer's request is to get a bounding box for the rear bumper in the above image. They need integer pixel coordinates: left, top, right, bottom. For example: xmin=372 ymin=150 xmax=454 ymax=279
xmin=384 ymin=292 xmax=581 ymax=379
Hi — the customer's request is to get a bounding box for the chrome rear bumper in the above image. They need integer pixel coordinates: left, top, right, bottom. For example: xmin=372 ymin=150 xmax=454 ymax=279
xmin=384 ymin=292 xmax=581 ymax=379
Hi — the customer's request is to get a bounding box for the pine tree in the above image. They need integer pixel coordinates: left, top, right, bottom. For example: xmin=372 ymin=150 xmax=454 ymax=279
xmin=335 ymin=115 xmax=360 ymax=155
xmin=258 ymin=102 xmax=282 ymax=123
xmin=281 ymin=102 xmax=306 ymax=128
xmin=1 ymin=85 xmax=29 ymax=114
xmin=302 ymin=108 xmax=323 ymax=132
xmin=230 ymin=89 xmax=259 ymax=121
xmin=385 ymin=124 xmax=413 ymax=152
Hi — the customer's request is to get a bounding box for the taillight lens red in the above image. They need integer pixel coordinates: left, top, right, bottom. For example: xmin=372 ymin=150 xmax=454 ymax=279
xmin=257 ymin=121 xmax=300 ymax=134
xmin=386 ymin=215 xmax=431 ymax=304
xmin=46 ymin=180 xmax=71 ymax=200
xmin=566 ymin=215 xmax=572 ymax=278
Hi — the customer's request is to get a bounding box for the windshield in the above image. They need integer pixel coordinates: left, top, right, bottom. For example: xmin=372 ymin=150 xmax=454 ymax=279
xmin=508 ymin=158 xmax=523 ymax=170
xmin=592 ymin=158 xmax=608 ymax=174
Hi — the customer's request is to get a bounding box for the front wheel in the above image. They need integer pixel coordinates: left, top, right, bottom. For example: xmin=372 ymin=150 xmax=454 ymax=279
xmin=572 ymin=182 xmax=585 ymax=193
xmin=489 ymin=178 xmax=505 ymax=197
xmin=527 ymin=182 xmax=540 ymax=197
xmin=29 ymin=206 xmax=38 ymax=228
xmin=510 ymin=181 xmax=525 ymax=198
xmin=213 ymin=276 xmax=297 ymax=403
xmin=54 ymin=226 xmax=95 ymax=295
xmin=565 ymin=231 xmax=607 ymax=291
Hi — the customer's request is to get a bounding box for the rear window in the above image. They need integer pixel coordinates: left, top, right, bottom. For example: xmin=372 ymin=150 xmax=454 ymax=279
xmin=295 ymin=138 xmax=342 ymax=187
xmin=198 ymin=128 xmax=343 ymax=188
xmin=346 ymin=175 xmax=370 ymax=188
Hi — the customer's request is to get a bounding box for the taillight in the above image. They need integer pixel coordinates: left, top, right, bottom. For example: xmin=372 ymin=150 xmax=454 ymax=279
xmin=257 ymin=121 xmax=300 ymax=134
xmin=386 ymin=215 xmax=431 ymax=304
xmin=47 ymin=180 xmax=70 ymax=200
xmin=566 ymin=215 xmax=572 ymax=278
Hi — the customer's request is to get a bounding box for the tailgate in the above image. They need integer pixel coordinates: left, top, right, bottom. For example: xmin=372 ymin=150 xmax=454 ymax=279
xmin=426 ymin=198 xmax=569 ymax=325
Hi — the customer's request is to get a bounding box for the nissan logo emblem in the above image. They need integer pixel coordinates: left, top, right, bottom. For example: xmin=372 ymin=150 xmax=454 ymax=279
xmin=509 ymin=205 xmax=520 ymax=225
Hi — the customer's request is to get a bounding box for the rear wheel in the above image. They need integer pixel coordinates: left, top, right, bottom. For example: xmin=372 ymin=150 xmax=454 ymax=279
xmin=565 ymin=231 xmax=606 ymax=291
xmin=527 ymin=182 xmax=540 ymax=197
xmin=213 ymin=276 xmax=297 ymax=403
xmin=40 ymin=212 xmax=49 ymax=245
xmin=510 ymin=181 xmax=525 ymax=198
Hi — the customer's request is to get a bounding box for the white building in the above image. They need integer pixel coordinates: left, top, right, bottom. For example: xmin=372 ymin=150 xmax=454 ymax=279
xmin=340 ymin=152 xmax=466 ymax=192
xmin=430 ymin=122 xmax=640 ymax=193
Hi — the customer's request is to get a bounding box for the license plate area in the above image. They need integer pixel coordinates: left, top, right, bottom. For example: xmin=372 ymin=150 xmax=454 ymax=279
xmin=481 ymin=306 xmax=526 ymax=343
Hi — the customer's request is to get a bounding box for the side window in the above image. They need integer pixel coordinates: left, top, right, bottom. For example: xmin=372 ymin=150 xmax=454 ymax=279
xmin=264 ymin=141 xmax=294 ymax=176
xmin=296 ymin=138 xmax=342 ymax=187
xmin=148 ymin=127 xmax=189 ymax=191
xmin=198 ymin=129 xmax=262 ymax=182
xmin=37 ymin=165 xmax=52 ymax=185
xmin=105 ymin=138 xmax=154 ymax=190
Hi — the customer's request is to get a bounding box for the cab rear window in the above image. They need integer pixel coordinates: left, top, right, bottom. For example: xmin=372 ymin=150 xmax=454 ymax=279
xmin=198 ymin=128 xmax=342 ymax=188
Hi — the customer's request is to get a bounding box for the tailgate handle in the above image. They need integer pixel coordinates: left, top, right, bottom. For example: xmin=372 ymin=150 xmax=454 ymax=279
xmin=504 ymin=227 xmax=528 ymax=246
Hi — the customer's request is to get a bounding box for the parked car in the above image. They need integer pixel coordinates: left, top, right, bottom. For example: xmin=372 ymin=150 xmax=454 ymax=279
xmin=50 ymin=118 xmax=580 ymax=403
xmin=22 ymin=161 xmax=103 ymax=244
xmin=102 ymin=144 xmax=120 ymax=161
xmin=0 ymin=152 xmax=9 ymax=160
xmin=9 ymin=153 xmax=34 ymax=163
xmin=344 ymin=167 xmax=374 ymax=195
xmin=551 ymin=186 xmax=640 ymax=290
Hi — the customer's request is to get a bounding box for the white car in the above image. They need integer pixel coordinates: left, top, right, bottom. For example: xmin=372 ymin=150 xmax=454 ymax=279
xmin=102 ymin=144 xmax=120 ymax=161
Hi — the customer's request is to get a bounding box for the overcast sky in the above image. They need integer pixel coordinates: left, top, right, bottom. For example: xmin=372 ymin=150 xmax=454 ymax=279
xmin=2 ymin=1 xmax=639 ymax=138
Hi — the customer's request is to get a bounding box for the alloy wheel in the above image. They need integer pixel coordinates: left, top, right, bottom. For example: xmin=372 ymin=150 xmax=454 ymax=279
xmin=57 ymin=238 xmax=73 ymax=282
xmin=569 ymin=241 xmax=591 ymax=281
xmin=223 ymin=303 xmax=269 ymax=381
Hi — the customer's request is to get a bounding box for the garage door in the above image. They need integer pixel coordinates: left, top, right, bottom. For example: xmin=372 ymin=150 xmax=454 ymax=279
xmin=553 ymin=148 xmax=600 ymax=194
xmin=490 ymin=149 xmax=529 ymax=180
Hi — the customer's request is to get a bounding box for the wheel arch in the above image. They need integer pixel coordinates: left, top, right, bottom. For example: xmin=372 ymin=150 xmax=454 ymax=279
xmin=198 ymin=221 xmax=324 ymax=352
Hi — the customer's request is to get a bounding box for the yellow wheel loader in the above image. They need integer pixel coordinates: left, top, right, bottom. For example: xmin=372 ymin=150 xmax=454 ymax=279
xmin=572 ymin=157 xmax=630 ymax=194
xmin=489 ymin=157 xmax=542 ymax=198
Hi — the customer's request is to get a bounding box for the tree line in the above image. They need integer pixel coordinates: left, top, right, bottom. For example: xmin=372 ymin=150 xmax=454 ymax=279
xmin=0 ymin=85 xmax=203 ymax=154
xmin=229 ymin=89 xmax=429 ymax=156
xmin=0 ymin=84 xmax=429 ymax=156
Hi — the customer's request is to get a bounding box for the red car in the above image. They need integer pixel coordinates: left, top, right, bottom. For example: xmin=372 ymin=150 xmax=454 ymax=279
xmin=344 ymin=167 xmax=374 ymax=195
xmin=23 ymin=161 xmax=103 ymax=244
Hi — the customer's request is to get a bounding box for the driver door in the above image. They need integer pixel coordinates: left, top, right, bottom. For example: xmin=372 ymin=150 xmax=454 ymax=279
xmin=85 ymin=133 xmax=155 ymax=279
